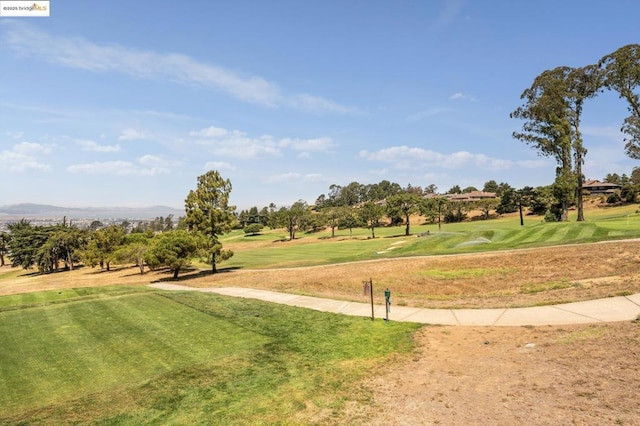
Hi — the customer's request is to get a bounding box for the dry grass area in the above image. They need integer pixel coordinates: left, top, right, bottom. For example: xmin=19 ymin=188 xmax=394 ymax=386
xmin=2 ymin=239 xmax=640 ymax=309
xmin=196 ymin=240 xmax=640 ymax=308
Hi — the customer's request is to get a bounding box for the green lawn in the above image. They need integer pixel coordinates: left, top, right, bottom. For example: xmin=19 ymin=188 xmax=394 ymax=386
xmin=0 ymin=287 xmax=419 ymax=424
xmin=220 ymin=205 xmax=640 ymax=269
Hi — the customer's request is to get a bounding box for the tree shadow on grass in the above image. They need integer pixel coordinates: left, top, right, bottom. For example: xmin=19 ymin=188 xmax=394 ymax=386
xmin=151 ymin=266 xmax=244 ymax=283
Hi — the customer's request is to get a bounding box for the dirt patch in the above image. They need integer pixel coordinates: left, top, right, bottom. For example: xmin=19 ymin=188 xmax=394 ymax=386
xmin=336 ymin=321 xmax=640 ymax=425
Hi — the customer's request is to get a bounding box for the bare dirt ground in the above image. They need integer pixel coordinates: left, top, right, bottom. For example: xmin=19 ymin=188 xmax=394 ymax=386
xmin=2 ymin=241 xmax=640 ymax=425
xmin=338 ymin=322 xmax=640 ymax=426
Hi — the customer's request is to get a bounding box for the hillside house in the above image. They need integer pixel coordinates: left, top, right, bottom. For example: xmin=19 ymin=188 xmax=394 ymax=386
xmin=582 ymin=180 xmax=621 ymax=195
xmin=443 ymin=191 xmax=497 ymax=202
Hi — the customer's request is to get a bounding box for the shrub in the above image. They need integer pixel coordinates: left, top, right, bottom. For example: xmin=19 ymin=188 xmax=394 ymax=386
xmin=243 ymin=223 xmax=264 ymax=236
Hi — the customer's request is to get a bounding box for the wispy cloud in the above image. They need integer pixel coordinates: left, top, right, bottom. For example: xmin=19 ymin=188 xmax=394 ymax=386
xmin=0 ymin=143 xmax=51 ymax=172
xmin=359 ymin=145 xmax=513 ymax=171
xmin=204 ymin=161 xmax=236 ymax=171
xmin=118 ymin=128 xmax=148 ymax=141
xmin=138 ymin=154 xmax=182 ymax=168
xmin=13 ymin=142 xmax=52 ymax=155
xmin=406 ymin=107 xmax=450 ymax=122
xmin=449 ymin=92 xmax=475 ymax=101
xmin=190 ymin=125 xmax=335 ymax=159
xmin=77 ymin=139 xmax=120 ymax=152
xmin=66 ymin=160 xmax=170 ymax=176
xmin=6 ymin=131 xmax=24 ymax=139
xmin=278 ymin=137 xmax=336 ymax=152
xmin=190 ymin=126 xmax=228 ymax=138
xmin=3 ymin=22 xmax=359 ymax=115
xmin=265 ymin=172 xmax=327 ymax=184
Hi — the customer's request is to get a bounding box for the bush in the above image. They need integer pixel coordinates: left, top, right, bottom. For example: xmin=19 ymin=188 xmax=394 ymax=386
xmin=243 ymin=223 xmax=264 ymax=236
xmin=544 ymin=209 xmax=557 ymax=222
xmin=607 ymin=192 xmax=622 ymax=204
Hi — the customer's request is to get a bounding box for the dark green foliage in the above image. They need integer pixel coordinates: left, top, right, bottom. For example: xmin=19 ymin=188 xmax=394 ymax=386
xmin=184 ymin=170 xmax=235 ymax=273
xmin=607 ymin=192 xmax=622 ymax=204
xmin=599 ymin=44 xmax=640 ymax=158
xmin=145 ymin=230 xmax=202 ymax=278
xmin=272 ymin=200 xmax=310 ymax=240
xmin=496 ymin=188 xmax=519 ymax=215
xmin=443 ymin=201 xmax=467 ymax=223
xmin=0 ymin=232 xmax=11 ymax=267
xmin=243 ymin=223 xmax=264 ymax=236
xmin=483 ymin=180 xmax=499 ymax=193
xmin=385 ymin=193 xmax=424 ymax=236
xmin=359 ymin=201 xmax=385 ymax=238
xmin=6 ymin=220 xmax=48 ymax=269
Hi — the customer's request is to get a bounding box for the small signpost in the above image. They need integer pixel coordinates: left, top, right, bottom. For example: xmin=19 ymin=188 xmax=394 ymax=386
xmin=384 ymin=288 xmax=391 ymax=322
xmin=363 ymin=278 xmax=374 ymax=321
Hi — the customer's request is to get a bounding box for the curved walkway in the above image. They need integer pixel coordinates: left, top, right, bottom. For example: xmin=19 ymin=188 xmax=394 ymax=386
xmin=150 ymin=284 xmax=640 ymax=326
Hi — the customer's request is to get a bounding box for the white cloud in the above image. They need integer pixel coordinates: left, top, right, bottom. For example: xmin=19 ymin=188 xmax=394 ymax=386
xmin=204 ymin=161 xmax=236 ymax=171
xmin=196 ymin=132 xmax=281 ymax=159
xmin=66 ymin=161 xmax=169 ymax=176
xmin=118 ymin=128 xmax=147 ymax=141
xmin=278 ymin=137 xmax=336 ymax=152
xmin=190 ymin=126 xmax=228 ymax=138
xmin=0 ymin=150 xmax=50 ymax=172
xmin=13 ymin=142 xmax=52 ymax=155
xmin=77 ymin=139 xmax=120 ymax=152
xmin=450 ymin=92 xmax=469 ymax=100
xmin=287 ymin=94 xmax=362 ymax=115
xmin=191 ymin=126 xmax=336 ymax=159
xmin=359 ymin=146 xmax=513 ymax=171
xmin=3 ymin=22 xmax=359 ymax=114
xmin=138 ymin=154 xmax=182 ymax=168
xmin=265 ymin=172 xmax=327 ymax=184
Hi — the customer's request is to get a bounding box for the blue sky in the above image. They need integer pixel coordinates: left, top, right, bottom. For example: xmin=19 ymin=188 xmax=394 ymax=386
xmin=1 ymin=0 xmax=639 ymax=210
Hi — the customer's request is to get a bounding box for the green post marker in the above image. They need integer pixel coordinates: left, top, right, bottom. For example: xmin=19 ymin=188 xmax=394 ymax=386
xmin=384 ymin=288 xmax=391 ymax=322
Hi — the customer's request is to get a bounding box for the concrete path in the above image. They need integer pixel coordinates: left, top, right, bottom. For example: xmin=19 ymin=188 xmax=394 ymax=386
xmin=149 ymin=284 xmax=640 ymax=326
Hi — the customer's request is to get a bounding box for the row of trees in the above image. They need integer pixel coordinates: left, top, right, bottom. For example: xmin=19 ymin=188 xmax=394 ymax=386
xmin=1 ymin=171 xmax=236 ymax=278
xmin=512 ymin=43 xmax=640 ymax=222
xmin=3 ymin=164 xmax=639 ymax=276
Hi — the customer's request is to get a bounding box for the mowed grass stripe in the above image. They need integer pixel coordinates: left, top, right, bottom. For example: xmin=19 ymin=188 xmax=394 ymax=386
xmin=0 ymin=293 xmax=267 ymax=415
xmin=0 ymin=288 xmax=81 ymax=308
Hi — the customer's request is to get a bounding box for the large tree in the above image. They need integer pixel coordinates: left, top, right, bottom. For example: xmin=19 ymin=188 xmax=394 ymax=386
xmin=565 ymin=65 xmax=602 ymax=221
xmin=274 ymin=200 xmax=309 ymax=240
xmin=114 ymin=232 xmax=153 ymax=274
xmin=145 ymin=230 xmax=201 ymax=279
xmin=359 ymin=202 xmax=385 ymax=238
xmin=385 ymin=193 xmax=423 ymax=236
xmin=511 ymin=67 xmax=576 ymax=221
xmin=184 ymin=170 xmax=235 ymax=273
xmin=7 ymin=220 xmax=50 ymax=270
xmin=0 ymin=232 xmax=10 ymax=267
xmin=83 ymin=225 xmax=125 ymax=271
xmin=599 ymin=44 xmax=640 ymax=158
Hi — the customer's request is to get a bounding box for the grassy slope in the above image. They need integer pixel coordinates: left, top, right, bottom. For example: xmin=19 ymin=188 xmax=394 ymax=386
xmin=220 ymin=204 xmax=640 ymax=269
xmin=0 ymin=288 xmax=419 ymax=424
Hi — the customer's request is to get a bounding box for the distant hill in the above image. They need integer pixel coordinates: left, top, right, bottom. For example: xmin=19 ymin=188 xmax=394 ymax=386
xmin=0 ymin=203 xmax=183 ymax=219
